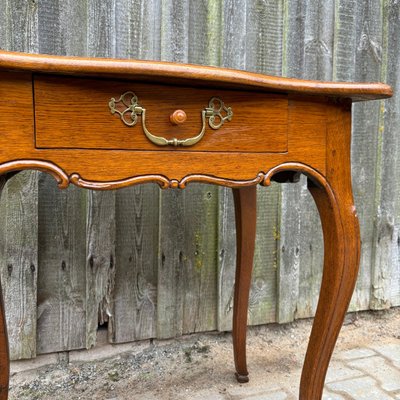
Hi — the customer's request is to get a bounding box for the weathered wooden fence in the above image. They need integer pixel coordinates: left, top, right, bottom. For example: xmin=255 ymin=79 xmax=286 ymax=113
xmin=0 ymin=0 xmax=399 ymax=361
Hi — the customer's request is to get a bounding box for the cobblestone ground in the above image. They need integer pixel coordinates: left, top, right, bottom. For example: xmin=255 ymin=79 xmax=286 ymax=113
xmin=210 ymin=344 xmax=400 ymax=399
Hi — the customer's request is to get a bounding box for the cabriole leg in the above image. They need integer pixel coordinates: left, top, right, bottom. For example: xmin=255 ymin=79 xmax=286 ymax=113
xmin=299 ymin=177 xmax=360 ymax=400
xmin=232 ymin=185 xmax=257 ymax=383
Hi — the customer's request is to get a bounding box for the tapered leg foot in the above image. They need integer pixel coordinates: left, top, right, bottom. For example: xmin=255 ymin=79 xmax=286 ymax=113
xmin=299 ymin=178 xmax=360 ymax=400
xmin=232 ymin=186 xmax=257 ymax=383
xmin=235 ymin=372 xmax=250 ymax=383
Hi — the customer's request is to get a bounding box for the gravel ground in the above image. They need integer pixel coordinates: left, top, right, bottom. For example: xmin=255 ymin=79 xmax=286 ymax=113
xmin=9 ymin=308 xmax=400 ymax=399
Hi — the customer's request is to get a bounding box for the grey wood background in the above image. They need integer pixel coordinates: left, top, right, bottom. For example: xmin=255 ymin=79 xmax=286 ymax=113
xmin=0 ymin=0 xmax=398 ymax=361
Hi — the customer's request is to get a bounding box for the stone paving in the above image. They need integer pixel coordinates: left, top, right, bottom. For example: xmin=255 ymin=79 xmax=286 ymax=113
xmin=182 ymin=344 xmax=400 ymax=400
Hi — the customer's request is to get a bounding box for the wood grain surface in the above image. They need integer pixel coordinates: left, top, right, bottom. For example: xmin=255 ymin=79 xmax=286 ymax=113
xmin=0 ymin=0 xmax=39 ymax=363
xmin=34 ymin=75 xmax=289 ymax=153
xmin=0 ymin=49 xmax=392 ymax=100
xmin=0 ymin=3 xmax=395 ymax=399
xmin=0 ymin=70 xmax=330 ymax=185
xmin=0 ymin=1 xmax=397 ymax=378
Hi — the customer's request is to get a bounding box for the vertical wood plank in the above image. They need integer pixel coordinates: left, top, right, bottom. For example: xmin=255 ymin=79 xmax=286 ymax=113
xmin=115 ymin=0 xmax=162 ymax=60
xmin=157 ymin=0 xmax=191 ymax=338
xmin=85 ymin=0 xmax=117 ymax=348
xmin=385 ymin=1 xmax=400 ymax=307
xmin=113 ymin=185 xmax=159 ymax=342
xmin=217 ymin=0 xmax=247 ymax=331
xmin=35 ymin=0 xmax=87 ymax=56
xmin=277 ymin=0 xmax=304 ymax=321
xmin=37 ymin=179 xmax=87 ymax=353
xmin=0 ymin=175 xmax=38 ymax=360
xmin=246 ymin=0 xmax=284 ymax=326
xmin=86 ymin=191 xmax=116 ymax=348
xmin=181 ymin=0 xmax=219 ymax=335
xmin=296 ymin=2 xmax=334 ymax=320
xmin=181 ymin=186 xmax=219 ymax=334
xmin=278 ymin=0 xmax=334 ymax=322
xmin=157 ymin=188 xmax=185 ymax=338
xmin=218 ymin=188 xmax=235 ymax=331
xmin=218 ymin=0 xmax=284 ymax=331
xmin=111 ymin=0 xmax=161 ymax=343
xmin=1 ymin=0 xmax=38 ymax=52
xmin=87 ymin=0 xmax=116 ymax=58
xmin=36 ymin=0 xmax=89 ymax=354
xmin=160 ymin=0 xmax=190 ymax=61
xmin=0 ymin=0 xmax=39 ymax=360
xmin=370 ymin=0 xmax=400 ymax=308
xmin=205 ymin=0 xmax=222 ymax=66
xmin=333 ymin=0 xmax=384 ymax=311
xmin=157 ymin=0 xmax=220 ymax=338
xmin=187 ymin=0 xmax=208 ymax=65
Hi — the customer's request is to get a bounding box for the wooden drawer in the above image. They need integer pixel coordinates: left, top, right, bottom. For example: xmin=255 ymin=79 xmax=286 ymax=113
xmin=34 ymin=75 xmax=288 ymax=153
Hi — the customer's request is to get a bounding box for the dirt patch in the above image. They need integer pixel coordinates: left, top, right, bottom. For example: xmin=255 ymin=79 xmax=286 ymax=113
xmin=9 ymin=308 xmax=400 ymax=399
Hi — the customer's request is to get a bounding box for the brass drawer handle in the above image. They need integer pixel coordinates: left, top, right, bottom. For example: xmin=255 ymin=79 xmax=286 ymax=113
xmin=109 ymin=92 xmax=233 ymax=147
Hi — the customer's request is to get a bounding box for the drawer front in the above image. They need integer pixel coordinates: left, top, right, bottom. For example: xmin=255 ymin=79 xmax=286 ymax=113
xmin=34 ymin=75 xmax=288 ymax=153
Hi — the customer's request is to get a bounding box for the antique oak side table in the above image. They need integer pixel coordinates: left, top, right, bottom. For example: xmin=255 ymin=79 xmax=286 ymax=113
xmin=0 ymin=51 xmax=392 ymax=400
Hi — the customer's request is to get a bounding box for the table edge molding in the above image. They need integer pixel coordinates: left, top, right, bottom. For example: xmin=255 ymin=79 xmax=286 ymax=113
xmin=0 ymin=50 xmax=392 ymax=101
xmin=0 ymin=159 xmax=327 ymax=190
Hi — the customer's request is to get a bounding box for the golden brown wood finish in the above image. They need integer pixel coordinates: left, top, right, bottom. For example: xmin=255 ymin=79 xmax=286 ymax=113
xmin=34 ymin=75 xmax=288 ymax=153
xmin=0 ymin=50 xmax=393 ymax=400
xmin=0 ymin=50 xmax=392 ymax=100
xmin=232 ymin=185 xmax=257 ymax=383
xmin=0 ymin=71 xmax=328 ymax=185
xmin=299 ymin=101 xmax=361 ymax=400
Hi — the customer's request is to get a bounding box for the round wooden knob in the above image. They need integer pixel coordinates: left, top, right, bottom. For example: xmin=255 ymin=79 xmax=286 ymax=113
xmin=170 ymin=109 xmax=187 ymax=125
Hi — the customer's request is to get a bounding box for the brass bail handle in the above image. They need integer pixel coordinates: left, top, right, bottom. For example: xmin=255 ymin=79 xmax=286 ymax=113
xmin=109 ymin=92 xmax=233 ymax=147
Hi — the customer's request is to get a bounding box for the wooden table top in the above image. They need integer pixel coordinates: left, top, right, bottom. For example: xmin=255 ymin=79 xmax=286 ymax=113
xmin=0 ymin=49 xmax=393 ymax=400
xmin=0 ymin=50 xmax=392 ymax=101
